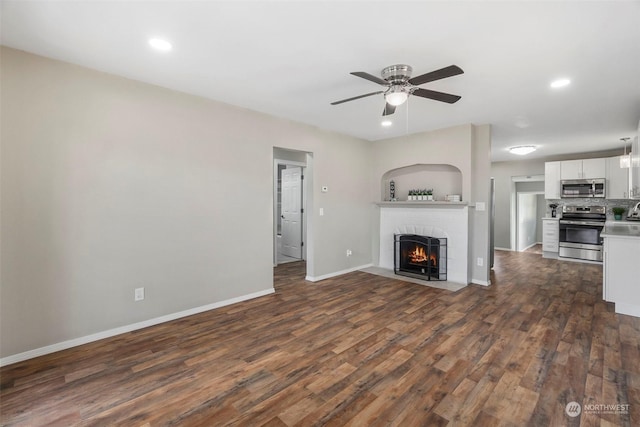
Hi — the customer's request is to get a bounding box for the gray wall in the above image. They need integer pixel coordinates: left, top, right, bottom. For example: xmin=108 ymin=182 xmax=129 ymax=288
xmin=0 ymin=47 xmax=373 ymax=359
xmin=274 ymin=147 xmax=307 ymax=163
xmin=516 ymin=181 xmax=544 ymax=193
xmin=470 ymin=125 xmax=492 ymax=283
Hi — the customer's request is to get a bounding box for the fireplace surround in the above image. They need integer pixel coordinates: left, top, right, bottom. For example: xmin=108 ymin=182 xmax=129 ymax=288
xmin=377 ymin=204 xmax=469 ymax=284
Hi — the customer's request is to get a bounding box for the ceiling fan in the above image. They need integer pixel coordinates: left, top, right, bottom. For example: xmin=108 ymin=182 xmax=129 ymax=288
xmin=331 ymin=64 xmax=464 ymax=116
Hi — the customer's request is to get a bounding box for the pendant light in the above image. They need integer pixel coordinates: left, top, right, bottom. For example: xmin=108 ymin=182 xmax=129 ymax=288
xmin=620 ymin=137 xmax=631 ymax=168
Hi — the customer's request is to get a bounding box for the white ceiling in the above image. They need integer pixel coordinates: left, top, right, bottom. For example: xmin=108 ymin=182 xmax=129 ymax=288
xmin=2 ymin=1 xmax=639 ymax=161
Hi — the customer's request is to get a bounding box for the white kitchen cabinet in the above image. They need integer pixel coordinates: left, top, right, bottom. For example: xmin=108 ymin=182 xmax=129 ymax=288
xmin=583 ymin=158 xmax=607 ymax=179
xmin=542 ymin=218 xmax=559 ymax=256
xmin=631 ymin=135 xmax=640 ymax=199
xmin=544 ymin=161 xmax=561 ymax=199
xmin=560 ymin=158 xmax=606 ymax=180
xmin=603 ymin=235 xmax=640 ymax=314
xmin=606 ymin=156 xmax=630 ymax=199
xmin=560 ymin=160 xmax=582 ymax=180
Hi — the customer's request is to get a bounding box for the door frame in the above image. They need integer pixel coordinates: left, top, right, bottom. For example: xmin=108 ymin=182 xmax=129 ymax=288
xmin=273 ymin=158 xmax=307 ymax=266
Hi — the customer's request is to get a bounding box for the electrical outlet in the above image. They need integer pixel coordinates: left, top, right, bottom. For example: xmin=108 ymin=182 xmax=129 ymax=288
xmin=346 ymin=249 xmax=352 ymax=257
xmin=134 ymin=287 xmax=145 ymax=302
xmin=477 ymin=257 xmax=484 ymax=267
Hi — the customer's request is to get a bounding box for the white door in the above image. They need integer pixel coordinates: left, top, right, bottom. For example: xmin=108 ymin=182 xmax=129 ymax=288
xmin=281 ymin=167 xmax=302 ymax=259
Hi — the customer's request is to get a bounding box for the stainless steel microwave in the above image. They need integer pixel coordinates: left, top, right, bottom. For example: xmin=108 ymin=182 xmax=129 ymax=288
xmin=561 ymin=179 xmax=605 ymax=198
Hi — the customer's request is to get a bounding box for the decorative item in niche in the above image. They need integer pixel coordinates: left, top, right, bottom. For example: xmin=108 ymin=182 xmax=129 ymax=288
xmin=407 ymin=189 xmax=435 ymax=201
xmin=549 ymin=203 xmax=559 ymax=218
xmin=390 ymin=180 xmax=396 ymax=201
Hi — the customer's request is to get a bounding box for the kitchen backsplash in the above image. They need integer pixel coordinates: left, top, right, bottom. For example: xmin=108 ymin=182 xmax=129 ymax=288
xmin=546 ymin=199 xmax=637 ymax=219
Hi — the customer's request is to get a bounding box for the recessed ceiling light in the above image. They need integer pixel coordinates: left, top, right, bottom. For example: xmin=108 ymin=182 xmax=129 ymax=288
xmin=148 ymin=38 xmax=172 ymax=52
xmin=509 ymin=145 xmax=537 ymax=155
xmin=381 ymin=120 xmax=392 ymax=127
xmin=550 ymin=78 xmax=570 ymax=88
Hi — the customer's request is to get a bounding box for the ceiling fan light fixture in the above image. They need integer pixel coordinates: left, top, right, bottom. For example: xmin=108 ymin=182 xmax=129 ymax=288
xmin=509 ymin=145 xmax=537 ymax=155
xmin=550 ymin=78 xmax=571 ymax=88
xmin=385 ymin=86 xmax=408 ymax=106
xmin=331 ymin=64 xmax=463 ymax=115
xmin=148 ymin=38 xmax=172 ymax=52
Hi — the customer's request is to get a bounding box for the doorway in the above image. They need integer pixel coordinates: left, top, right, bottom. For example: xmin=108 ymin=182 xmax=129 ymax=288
xmin=273 ymin=148 xmax=311 ymax=268
xmin=516 ymin=192 xmax=544 ymax=251
xmin=510 ymin=175 xmax=545 ymax=252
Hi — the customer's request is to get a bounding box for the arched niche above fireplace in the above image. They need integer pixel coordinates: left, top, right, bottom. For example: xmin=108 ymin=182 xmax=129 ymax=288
xmin=381 ymin=164 xmax=463 ymax=202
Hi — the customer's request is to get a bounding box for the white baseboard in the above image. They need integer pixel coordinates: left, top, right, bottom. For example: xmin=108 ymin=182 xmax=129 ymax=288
xmin=494 ymin=247 xmax=512 ymax=251
xmin=472 ymin=279 xmax=491 ymax=286
xmin=0 ymin=288 xmax=275 ymax=367
xmin=305 ymin=263 xmax=373 ymax=282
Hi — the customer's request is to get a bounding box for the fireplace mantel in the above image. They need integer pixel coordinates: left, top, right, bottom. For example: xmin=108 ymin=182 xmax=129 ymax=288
xmin=375 ymin=201 xmax=468 ymax=208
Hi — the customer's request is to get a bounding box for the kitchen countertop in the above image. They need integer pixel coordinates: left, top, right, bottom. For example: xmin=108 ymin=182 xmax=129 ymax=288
xmin=602 ymin=220 xmax=640 ymax=239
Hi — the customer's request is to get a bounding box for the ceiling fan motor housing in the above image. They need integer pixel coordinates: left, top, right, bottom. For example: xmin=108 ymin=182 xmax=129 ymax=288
xmin=381 ymin=64 xmax=413 ymax=83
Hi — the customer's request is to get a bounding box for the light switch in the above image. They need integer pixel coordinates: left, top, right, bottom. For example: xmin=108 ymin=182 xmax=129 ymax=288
xmin=476 ymin=202 xmax=486 ymax=211
xmin=319 ymin=208 xmax=324 ymax=216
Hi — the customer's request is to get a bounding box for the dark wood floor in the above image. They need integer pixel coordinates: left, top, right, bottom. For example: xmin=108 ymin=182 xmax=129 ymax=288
xmin=2 ymin=251 xmax=639 ymax=426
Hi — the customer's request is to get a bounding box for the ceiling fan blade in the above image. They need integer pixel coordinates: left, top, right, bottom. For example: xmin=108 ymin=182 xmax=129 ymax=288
xmin=330 ymin=91 xmax=383 ymax=105
xmin=412 ymin=88 xmax=461 ymax=104
xmin=351 ymin=71 xmax=388 ymax=86
xmin=382 ymin=103 xmax=396 ymax=116
xmin=408 ymin=65 xmax=464 ymax=86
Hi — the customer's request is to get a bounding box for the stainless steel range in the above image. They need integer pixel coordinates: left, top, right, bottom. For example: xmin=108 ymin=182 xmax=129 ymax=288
xmin=559 ymin=205 xmax=606 ymax=262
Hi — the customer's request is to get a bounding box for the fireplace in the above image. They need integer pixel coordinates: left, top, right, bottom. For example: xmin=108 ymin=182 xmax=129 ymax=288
xmin=394 ymin=234 xmax=447 ymax=281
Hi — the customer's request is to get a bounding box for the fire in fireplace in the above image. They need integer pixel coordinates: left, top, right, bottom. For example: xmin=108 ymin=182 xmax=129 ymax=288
xmin=407 ymin=245 xmax=437 ymax=265
xmin=394 ymin=234 xmax=447 ymax=281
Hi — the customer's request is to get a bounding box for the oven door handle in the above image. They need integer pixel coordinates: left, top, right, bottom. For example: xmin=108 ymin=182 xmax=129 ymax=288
xmin=560 ymin=220 xmax=604 ymax=226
